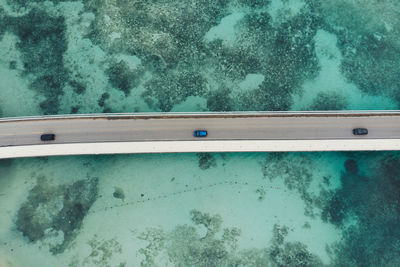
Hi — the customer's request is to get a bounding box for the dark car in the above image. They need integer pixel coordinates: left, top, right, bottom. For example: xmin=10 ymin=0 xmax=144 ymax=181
xmin=40 ymin=133 xmax=55 ymax=141
xmin=352 ymin=128 xmax=368 ymax=135
xmin=193 ymin=130 xmax=207 ymax=137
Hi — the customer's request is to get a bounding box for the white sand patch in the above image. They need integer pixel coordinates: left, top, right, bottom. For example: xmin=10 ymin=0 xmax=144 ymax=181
xmin=292 ymin=29 xmax=397 ymax=110
xmin=109 ymin=32 xmax=121 ymax=41
xmin=237 ymin=73 xmax=265 ymax=92
xmin=205 ymin=12 xmax=245 ymax=45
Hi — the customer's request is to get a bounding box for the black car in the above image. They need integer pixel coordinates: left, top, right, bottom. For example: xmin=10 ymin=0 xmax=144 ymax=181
xmin=40 ymin=133 xmax=55 ymax=141
xmin=352 ymin=128 xmax=368 ymax=135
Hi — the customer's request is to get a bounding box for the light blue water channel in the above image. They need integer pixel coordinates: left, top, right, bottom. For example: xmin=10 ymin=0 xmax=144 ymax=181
xmin=0 ymin=0 xmax=400 ymax=266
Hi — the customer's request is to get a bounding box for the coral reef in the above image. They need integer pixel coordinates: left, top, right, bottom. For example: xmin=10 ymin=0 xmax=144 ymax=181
xmin=83 ymin=0 xmax=321 ymax=112
xmin=138 ymin=210 xmax=323 ymax=266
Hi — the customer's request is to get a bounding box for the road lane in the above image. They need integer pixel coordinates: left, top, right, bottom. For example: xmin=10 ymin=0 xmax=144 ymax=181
xmin=1 ymin=112 xmax=400 ymax=148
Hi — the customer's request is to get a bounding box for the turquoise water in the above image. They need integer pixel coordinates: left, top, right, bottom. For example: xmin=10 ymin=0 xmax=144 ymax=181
xmin=1 ymin=0 xmax=400 ymax=266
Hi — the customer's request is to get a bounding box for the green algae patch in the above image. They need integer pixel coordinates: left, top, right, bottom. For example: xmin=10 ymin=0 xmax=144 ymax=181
xmin=16 ymin=177 xmax=98 ymax=254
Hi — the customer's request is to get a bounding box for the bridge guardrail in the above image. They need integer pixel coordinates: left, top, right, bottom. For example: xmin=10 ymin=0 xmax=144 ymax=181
xmin=2 ymin=110 xmax=400 ymax=122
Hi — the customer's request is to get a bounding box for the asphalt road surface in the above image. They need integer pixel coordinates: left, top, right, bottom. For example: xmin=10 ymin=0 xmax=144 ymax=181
xmin=1 ymin=112 xmax=400 ymax=147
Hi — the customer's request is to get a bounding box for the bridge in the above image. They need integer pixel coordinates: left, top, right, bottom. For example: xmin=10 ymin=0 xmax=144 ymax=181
xmin=1 ymin=111 xmax=400 ymax=159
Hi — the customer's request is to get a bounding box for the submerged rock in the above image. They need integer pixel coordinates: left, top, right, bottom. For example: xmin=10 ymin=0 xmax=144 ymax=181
xmin=113 ymin=187 xmax=125 ymax=201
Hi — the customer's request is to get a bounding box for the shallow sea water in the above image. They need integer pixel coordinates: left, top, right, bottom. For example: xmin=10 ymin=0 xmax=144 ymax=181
xmin=1 ymin=0 xmax=400 ymax=266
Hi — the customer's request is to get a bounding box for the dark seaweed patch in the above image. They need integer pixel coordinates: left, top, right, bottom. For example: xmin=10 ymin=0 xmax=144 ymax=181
xmin=98 ymin=92 xmax=110 ymax=107
xmin=70 ymin=106 xmax=80 ymax=114
xmin=197 ymin=153 xmax=217 ymax=170
xmin=69 ymin=80 xmax=86 ymax=95
xmin=102 ymin=107 xmax=112 ymax=113
xmin=16 ymin=177 xmax=98 ymax=254
xmin=344 ymin=159 xmax=358 ymax=174
xmin=310 ymin=92 xmax=348 ymax=110
xmin=105 ymin=61 xmax=141 ymax=96
xmin=0 ymin=8 xmax=5 ymax=38
xmin=206 ymin=87 xmax=233 ymax=112
xmin=9 ymin=60 xmax=17 ymax=70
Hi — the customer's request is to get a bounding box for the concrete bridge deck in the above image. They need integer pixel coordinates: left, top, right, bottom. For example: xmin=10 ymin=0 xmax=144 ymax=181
xmin=1 ymin=111 xmax=400 ymax=158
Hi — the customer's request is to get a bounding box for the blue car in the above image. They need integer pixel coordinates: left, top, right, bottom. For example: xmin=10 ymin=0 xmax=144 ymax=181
xmin=193 ymin=130 xmax=207 ymax=137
